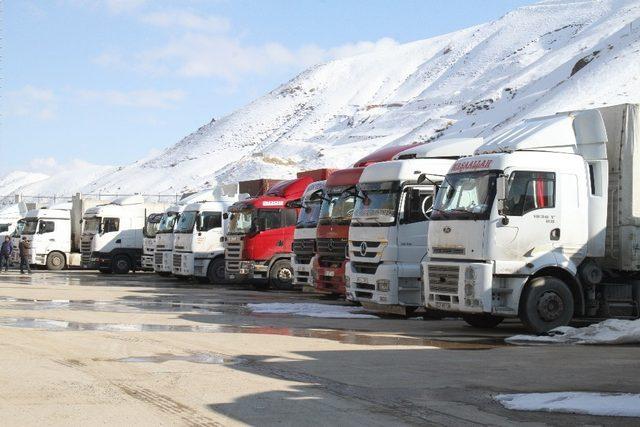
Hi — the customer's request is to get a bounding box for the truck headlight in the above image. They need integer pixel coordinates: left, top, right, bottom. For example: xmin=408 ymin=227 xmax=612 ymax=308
xmin=376 ymin=279 xmax=390 ymax=292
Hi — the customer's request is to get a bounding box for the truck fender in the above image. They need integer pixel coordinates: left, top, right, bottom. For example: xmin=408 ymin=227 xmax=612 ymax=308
xmin=268 ymin=254 xmax=292 ymax=272
xmin=526 ymin=266 xmax=585 ymax=316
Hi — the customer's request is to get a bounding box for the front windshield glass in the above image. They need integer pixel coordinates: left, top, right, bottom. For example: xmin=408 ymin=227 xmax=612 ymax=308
xmin=144 ymin=214 xmax=162 ymax=238
xmin=296 ymin=200 xmax=322 ymax=228
xmin=23 ymin=219 xmax=38 ymax=235
xmin=84 ymin=217 xmax=101 ymax=234
xmin=174 ymin=211 xmax=197 ymax=233
xmin=228 ymin=209 xmax=253 ymax=234
xmin=158 ymin=212 xmax=179 ymax=233
xmin=12 ymin=220 xmax=25 ymax=237
xmin=352 ymin=181 xmax=400 ymax=225
xmin=431 ymin=171 xmax=498 ymax=220
xmin=319 ymin=186 xmax=356 ymax=226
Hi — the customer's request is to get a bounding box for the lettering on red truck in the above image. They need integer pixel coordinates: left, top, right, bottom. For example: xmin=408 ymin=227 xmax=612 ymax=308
xmin=261 ymin=201 xmax=284 ymax=207
xmin=450 ymin=159 xmax=493 ymax=172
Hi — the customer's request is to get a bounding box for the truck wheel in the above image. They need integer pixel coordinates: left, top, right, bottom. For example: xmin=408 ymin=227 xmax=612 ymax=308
xmin=520 ymin=276 xmax=574 ymax=334
xmin=207 ymin=259 xmax=226 ymax=285
xmin=269 ymin=259 xmax=294 ymax=290
xmin=46 ymin=252 xmax=66 ymax=271
xmin=462 ymin=313 xmax=504 ymax=328
xmin=112 ymin=255 xmax=131 ymax=274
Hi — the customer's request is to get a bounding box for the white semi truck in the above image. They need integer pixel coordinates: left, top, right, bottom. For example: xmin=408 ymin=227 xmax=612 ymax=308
xmin=423 ymin=104 xmax=640 ymax=333
xmin=172 ymin=187 xmax=242 ymax=283
xmin=142 ymin=212 xmax=163 ymax=271
xmin=290 ymin=180 xmax=326 ymax=288
xmin=344 ymin=138 xmax=483 ymax=316
xmin=19 ymin=194 xmax=102 ymax=270
xmin=154 ymin=204 xmax=183 ymax=276
xmin=81 ymin=195 xmax=167 ymax=274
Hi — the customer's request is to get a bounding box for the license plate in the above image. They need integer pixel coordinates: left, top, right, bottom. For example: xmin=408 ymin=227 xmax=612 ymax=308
xmin=228 ymin=274 xmax=236 ymax=280
xmin=239 ymin=269 xmax=247 ymax=274
xmin=325 ymin=270 xmax=334 ymax=277
xmin=357 ymin=276 xmax=369 ymax=283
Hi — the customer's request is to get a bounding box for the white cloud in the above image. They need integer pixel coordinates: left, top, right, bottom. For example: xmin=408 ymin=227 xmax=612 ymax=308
xmin=75 ymin=89 xmax=186 ymax=109
xmin=5 ymin=85 xmax=57 ymax=120
xmin=141 ymin=10 xmax=231 ymax=33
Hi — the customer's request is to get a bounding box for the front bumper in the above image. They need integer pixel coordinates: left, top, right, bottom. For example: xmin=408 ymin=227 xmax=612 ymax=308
xmin=424 ymin=260 xmax=494 ymax=314
xmin=141 ymin=254 xmax=154 ymax=270
xmin=312 ymin=260 xmax=346 ymax=295
xmin=226 ymin=260 xmax=269 ymax=282
xmin=293 ymin=259 xmax=313 ymax=286
xmin=90 ymin=252 xmax=113 ymax=270
xmin=173 ymin=252 xmax=194 ymax=276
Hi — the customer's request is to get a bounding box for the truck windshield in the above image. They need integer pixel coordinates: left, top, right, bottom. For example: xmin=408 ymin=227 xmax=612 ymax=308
xmin=158 ymin=212 xmax=179 ymax=233
xmin=296 ymin=201 xmax=322 ymax=228
xmin=174 ymin=211 xmax=197 ymax=233
xmin=431 ymin=171 xmax=498 ymax=220
xmin=228 ymin=209 xmax=253 ymax=234
xmin=12 ymin=220 xmax=25 ymax=238
xmin=0 ymin=223 xmax=9 ymax=233
xmin=84 ymin=217 xmax=101 ymax=234
xmin=352 ymin=181 xmax=400 ymax=225
xmin=23 ymin=219 xmax=39 ymax=235
xmin=319 ymin=187 xmax=356 ymax=225
xmin=144 ymin=214 xmax=162 ymax=238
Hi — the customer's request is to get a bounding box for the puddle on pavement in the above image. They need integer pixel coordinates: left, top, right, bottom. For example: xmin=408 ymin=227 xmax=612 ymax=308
xmin=0 ymin=316 xmax=504 ymax=349
xmin=116 ymin=352 xmax=245 ymax=365
xmin=0 ymin=296 xmax=226 ymax=315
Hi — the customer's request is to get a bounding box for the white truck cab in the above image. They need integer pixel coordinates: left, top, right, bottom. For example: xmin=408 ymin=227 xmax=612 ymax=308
xmin=154 ymin=204 xmax=184 ymax=275
xmin=291 ymin=180 xmax=326 ymax=288
xmin=423 ymin=104 xmax=640 ymax=333
xmin=345 ymin=138 xmax=483 ymax=316
xmin=142 ymin=213 xmax=162 ymax=271
xmin=20 ymin=204 xmax=72 ymax=269
xmin=81 ymin=195 xmax=167 ymax=274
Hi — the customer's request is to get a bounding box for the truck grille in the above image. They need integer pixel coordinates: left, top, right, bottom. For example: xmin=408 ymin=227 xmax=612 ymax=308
xmin=173 ymin=254 xmax=181 ymax=268
xmin=350 ymin=240 xmax=381 ymax=258
xmin=154 ymin=252 xmax=163 ymax=265
xmin=428 ymin=265 xmax=459 ymax=294
xmin=292 ymin=239 xmax=315 ymax=265
xmin=225 ymin=239 xmax=243 ymax=273
xmin=351 ymin=262 xmax=378 ymax=275
xmin=316 ymin=238 xmax=347 ymax=257
xmin=432 ymin=246 xmax=465 ymax=255
xmin=81 ymin=238 xmax=93 ymax=265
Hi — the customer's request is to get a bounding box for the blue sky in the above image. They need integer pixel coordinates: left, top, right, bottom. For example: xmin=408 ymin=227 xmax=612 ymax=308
xmin=1 ymin=0 xmax=533 ymax=175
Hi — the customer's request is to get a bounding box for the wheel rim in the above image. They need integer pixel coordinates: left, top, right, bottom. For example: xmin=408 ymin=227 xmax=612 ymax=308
xmin=537 ymin=291 xmax=564 ymax=322
xmin=117 ymin=259 xmax=128 ymax=271
xmin=277 ymin=267 xmax=292 ymax=282
xmin=52 ymin=256 xmax=62 ymax=267
xmin=215 ymin=264 xmax=225 ymax=279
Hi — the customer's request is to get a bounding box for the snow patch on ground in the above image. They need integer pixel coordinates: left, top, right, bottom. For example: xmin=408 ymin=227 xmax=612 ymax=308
xmin=496 ymin=392 xmax=640 ymax=417
xmin=247 ymin=303 xmax=378 ymax=319
xmin=506 ymin=319 xmax=640 ymax=345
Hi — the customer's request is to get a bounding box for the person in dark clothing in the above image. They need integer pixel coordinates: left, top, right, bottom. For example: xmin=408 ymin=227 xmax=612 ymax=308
xmin=0 ymin=236 xmax=12 ymax=272
xmin=18 ymin=237 xmax=32 ymax=274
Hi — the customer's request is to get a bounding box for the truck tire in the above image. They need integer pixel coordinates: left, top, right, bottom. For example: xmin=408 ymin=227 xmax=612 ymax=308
xmin=207 ymin=258 xmax=226 ymax=285
xmin=46 ymin=252 xmax=66 ymax=271
xmin=269 ymin=259 xmax=294 ymax=290
xmin=112 ymin=255 xmax=131 ymax=274
xmin=462 ymin=313 xmax=504 ymax=328
xmin=520 ymin=276 xmax=574 ymax=334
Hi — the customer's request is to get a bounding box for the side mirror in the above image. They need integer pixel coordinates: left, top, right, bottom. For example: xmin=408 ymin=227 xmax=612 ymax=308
xmin=496 ymin=174 xmax=509 ymax=224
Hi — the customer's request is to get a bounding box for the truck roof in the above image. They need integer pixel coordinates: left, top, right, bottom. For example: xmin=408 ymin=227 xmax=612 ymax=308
xmin=393 ymin=138 xmax=484 ymax=159
xmin=359 ymin=158 xmax=456 ymax=184
xmin=325 ymin=167 xmax=364 ymax=187
xmin=183 ymin=199 xmax=238 ymax=212
xmin=478 ymin=109 xmax=607 ymax=159
xmin=24 ymin=208 xmax=71 ymax=220
xmin=229 ymin=176 xmax=315 ymax=210
xmin=353 ymin=143 xmax=417 ymax=167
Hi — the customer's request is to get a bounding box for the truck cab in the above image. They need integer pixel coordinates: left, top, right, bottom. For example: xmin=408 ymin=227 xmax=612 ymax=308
xmin=225 ymin=172 xmax=326 ymax=289
xmin=154 ymin=205 xmax=183 ymax=275
xmin=345 ymin=138 xmax=483 ymax=315
xmin=82 ymin=195 xmax=167 ymax=274
xmin=142 ymin=213 xmax=162 ymax=271
xmin=312 ymin=145 xmax=415 ymax=296
xmin=20 ymin=205 xmax=72 ymax=270
xmin=290 ymin=180 xmax=327 ymax=288
xmin=172 ymin=198 xmax=237 ymax=282
xmin=423 ymin=105 xmax=640 ymax=333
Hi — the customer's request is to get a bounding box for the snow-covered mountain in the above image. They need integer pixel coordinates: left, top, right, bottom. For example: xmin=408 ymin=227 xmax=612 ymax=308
xmin=4 ymin=0 xmax=640 ymax=198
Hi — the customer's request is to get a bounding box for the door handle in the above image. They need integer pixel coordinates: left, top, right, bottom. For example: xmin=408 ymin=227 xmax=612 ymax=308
xmin=550 ymin=228 xmax=561 ymax=241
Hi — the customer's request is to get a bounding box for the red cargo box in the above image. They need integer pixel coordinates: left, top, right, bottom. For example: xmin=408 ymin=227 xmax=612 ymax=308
xmin=296 ymin=168 xmax=337 ymax=181
xmin=239 ymin=179 xmax=282 ymax=197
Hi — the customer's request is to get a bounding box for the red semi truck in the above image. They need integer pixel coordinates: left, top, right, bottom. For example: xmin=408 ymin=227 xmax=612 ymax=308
xmin=225 ymin=170 xmax=333 ymax=289
xmin=312 ymin=144 xmax=418 ymax=296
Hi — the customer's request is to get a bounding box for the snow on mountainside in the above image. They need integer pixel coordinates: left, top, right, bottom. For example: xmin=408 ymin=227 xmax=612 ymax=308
xmin=3 ymin=0 xmax=640 ymax=197
xmin=0 ymin=171 xmax=49 ymax=195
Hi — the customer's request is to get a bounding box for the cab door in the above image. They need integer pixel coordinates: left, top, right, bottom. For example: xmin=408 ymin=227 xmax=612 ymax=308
xmin=197 ymin=211 xmax=224 ymax=253
xmin=397 ymin=186 xmax=434 ymax=263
